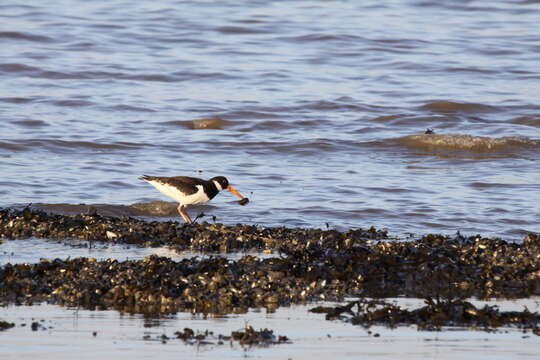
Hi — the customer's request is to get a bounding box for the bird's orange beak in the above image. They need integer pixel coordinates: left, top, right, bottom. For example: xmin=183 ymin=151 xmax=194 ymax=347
xmin=227 ymin=185 xmax=244 ymax=199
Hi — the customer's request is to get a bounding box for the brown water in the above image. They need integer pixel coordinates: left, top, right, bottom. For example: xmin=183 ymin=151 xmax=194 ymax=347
xmin=1 ymin=1 xmax=539 ymax=239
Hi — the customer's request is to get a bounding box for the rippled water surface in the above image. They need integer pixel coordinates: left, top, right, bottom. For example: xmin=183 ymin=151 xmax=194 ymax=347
xmin=1 ymin=0 xmax=539 ymax=239
xmin=0 ymin=237 xmax=272 ymax=265
xmin=2 ymin=301 xmax=539 ymax=360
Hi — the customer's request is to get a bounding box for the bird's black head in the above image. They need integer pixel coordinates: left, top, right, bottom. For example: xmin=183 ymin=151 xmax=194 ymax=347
xmin=210 ymin=176 xmax=229 ymax=191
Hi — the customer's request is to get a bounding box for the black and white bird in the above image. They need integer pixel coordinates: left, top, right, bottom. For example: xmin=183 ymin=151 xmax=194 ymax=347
xmin=139 ymin=175 xmax=248 ymax=223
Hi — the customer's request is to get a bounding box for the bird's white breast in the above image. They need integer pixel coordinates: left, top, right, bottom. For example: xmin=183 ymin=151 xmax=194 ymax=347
xmin=148 ymin=181 xmax=210 ymax=206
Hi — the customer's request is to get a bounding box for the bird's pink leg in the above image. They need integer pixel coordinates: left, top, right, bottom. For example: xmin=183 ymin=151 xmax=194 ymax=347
xmin=177 ymin=205 xmax=192 ymax=224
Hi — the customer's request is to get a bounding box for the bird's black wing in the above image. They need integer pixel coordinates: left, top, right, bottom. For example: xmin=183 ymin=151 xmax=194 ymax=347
xmin=168 ymin=176 xmax=206 ymax=196
xmin=172 ymin=176 xmax=219 ymax=199
xmin=170 ymin=176 xmax=219 ymax=199
xmin=140 ymin=175 xmax=201 ymax=196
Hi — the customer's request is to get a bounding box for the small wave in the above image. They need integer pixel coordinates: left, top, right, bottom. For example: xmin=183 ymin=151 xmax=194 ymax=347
xmin=420 ymin=101 xmax=499 ymax=114
xmin=373 ymin=114 xmax=405 ymax=122
xmin=52 ymin=99 xmax=95 ymax=107
xmin=47 ymin=139 xmax=143 ymax=151
xmin=63 ymin=41 xmax=96 ymax=50
xmin=74 ymin=70 xmax=122 ymax=79
xmin=31 ymin=203 xmax=142 ymax=217
xmin=280 ymin=33 xmax=362 ymax=43
xmin=0 ymin=63 xmax=40 ymax=73
xmin=250 ymin=119 xmax=324 ymax=131
xmin=469 ymin=182 xmax=509 ymax=189
xmin=0 ymin=63 xmax=81 ymax=79
xmin=0 ymin=97 xmax=35 ymax=104
xmin=170 ymin=71 xmax=233 ymax=81
xmin=395 ymin=134 xmax=539 ymax=153
xmin=214 ymin=26 xmax=268 ymax=34
xmin=300 ymin=99 xmax=370 ymax=112
xmin=444 ymin=66 xmax=496 ymax=74
xmin=269 ymin=138 xmax=344 ymax=155
xmin=511 ymin=116 xmax=540 ymax=127
xmin=191 ymin=117 xmax=228 ymax=129
xmin=0 ymin=31 xmax=53 ymax=42
xmin=250 ymin=120 xmax=296 ymax=131
xmin=0 ymin=65 xmax=195 ymax=82
xmin=107 ymin=104 xmax=157 ymax=112
xmin=130 ymin=201 xmax=190 ymax=216
xmin=13 ymin=119 xmax=48 ymax=127
xmin=88 ymin=23 xmax=126 ymax=30
xmin=0 ymin=141 xmax=25 ymax=151
xmin=5 ymin=139 xmax=144 ymax=152
xmin=30 ymin=201 xmax=208 ymax=218
xmin=221 ymin=110 xmax=283 ymax=120
xmin=30 ymin=203 xmax=124 ymax=216
xmin=162 ymin=117 xmax=230 ymax=130
xmin=122 ymin=74 xmax=178 ymax=82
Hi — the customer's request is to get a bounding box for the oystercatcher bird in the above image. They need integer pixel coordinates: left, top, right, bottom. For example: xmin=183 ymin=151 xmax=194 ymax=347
xmin=139 ymin=175 xmax=248 ymax=223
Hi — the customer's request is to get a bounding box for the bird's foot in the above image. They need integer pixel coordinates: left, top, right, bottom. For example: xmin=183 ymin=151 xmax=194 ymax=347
xmin=193 ymin=212 xmax=205 ymax=223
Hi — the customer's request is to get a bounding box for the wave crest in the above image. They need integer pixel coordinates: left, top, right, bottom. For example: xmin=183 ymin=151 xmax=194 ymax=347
xmin=396 ymin=134 xmax=539 ymax=152
xmin=29 ymin=201 xmax=208 ymax=218
xmin=420 ymin=101 xmax=498 ymax=113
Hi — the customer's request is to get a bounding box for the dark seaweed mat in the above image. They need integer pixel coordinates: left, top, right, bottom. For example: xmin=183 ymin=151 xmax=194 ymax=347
xmin=0 ymin=320 xmax=15 ymax=331
xmin=1 ymin=207 xmax=540 ymax=325
xmin=169 ymin=326 xmax=290 ymax=347
xmin=0 ymin=207 xmax=388 ymax=252
xmin=310 ymin=298 xmax=540 ymax=335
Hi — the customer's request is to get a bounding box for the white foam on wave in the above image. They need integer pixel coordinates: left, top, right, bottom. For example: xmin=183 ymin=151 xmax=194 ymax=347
xmin=396 ymin=134 xmax=539 ymax=153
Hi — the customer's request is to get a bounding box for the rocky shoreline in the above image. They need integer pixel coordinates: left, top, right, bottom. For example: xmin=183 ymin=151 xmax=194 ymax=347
xmin=1 ymin=207 xmax=539 ymax=334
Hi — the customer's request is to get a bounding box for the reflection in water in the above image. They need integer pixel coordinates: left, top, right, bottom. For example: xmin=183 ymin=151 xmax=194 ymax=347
xmin=0 ymin=238 xmax=270 ymax=265
xmin=0 ymin=300 xmax=538 ymax=360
